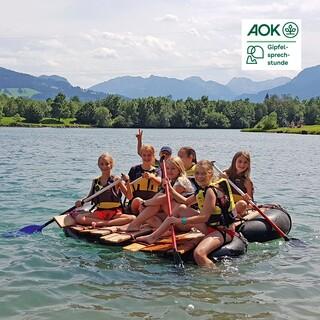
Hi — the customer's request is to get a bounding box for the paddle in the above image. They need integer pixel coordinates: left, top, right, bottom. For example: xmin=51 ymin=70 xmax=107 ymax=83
xmin=212 ymin=162 xmax=302 ymax=244
xmin=8 ymin=178 xmax=123 ymax=236
xmin=161 ymin=157 xmax=185 ymax=270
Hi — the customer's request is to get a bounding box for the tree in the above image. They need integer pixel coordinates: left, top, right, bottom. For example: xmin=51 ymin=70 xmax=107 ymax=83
xmin=51 ymin=93 xmax=67 ymax=119
xmin=206 ymin=112 xmax=230 ymax=128
xmin=255 ymin=111 xmax=278 ymax=130
xmin=3 ymin=98 xmax=18 ymax=116
xmin=24 ymin=103 xmax=45 ymax=123
xmin=94 ymin=107 xmax=112 ymax=127
xmin=304 ymin=104 xmax=320 ymax=125
xmin=75 ymin=102 xmax=96 ymax=124
xmin=112 ymin=115 xmax=132 ymax=127
xmin=100 ymin=94 xmax=123 ymax=118
xmin=170 ymin=101 xmax=190 ymax=128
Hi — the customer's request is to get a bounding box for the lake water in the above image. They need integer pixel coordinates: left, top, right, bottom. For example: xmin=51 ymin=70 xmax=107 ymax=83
xmin=0 ymin=127 xmax=319 ymax=320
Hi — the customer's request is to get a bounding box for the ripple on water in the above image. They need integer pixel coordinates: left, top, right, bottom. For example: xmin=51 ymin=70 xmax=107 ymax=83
xmin=1 ymin=128 xmax=320 ymax=320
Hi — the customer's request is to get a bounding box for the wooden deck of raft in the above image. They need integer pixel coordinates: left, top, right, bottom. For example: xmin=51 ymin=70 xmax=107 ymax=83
xmin=54 ymin=213 xmax=205 ymax=255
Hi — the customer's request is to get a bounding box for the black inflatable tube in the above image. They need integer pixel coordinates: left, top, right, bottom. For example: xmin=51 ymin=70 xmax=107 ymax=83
xmin=210 ymin=235 xmax=248 ymax=259
xmin=237 ymin=207 xmax=292 ymax=243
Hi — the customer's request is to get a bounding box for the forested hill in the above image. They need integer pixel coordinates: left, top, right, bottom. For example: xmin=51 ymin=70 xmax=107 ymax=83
xmin=0 ymin=67 xmax=105 ymax=101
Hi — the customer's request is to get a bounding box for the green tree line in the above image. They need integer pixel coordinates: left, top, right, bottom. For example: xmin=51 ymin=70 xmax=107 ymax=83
xmin=1 ymin=92 xmax=320 ymax=129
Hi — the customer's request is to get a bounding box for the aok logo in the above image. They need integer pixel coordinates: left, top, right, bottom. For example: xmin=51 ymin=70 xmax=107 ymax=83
xmin=247 ymin=22 xmax=299 ymax=38
xmin=247 ymin=24 xmax=281 ymax=36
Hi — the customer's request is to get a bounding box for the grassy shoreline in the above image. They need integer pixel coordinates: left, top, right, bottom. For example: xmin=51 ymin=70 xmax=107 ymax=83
xmin=242 ymin=125 xmax=320 ymax=134
xmin=0 ymin=117 xmax=91 ymax=128
xmin=1 ymin=117 xmax=320 ymax=133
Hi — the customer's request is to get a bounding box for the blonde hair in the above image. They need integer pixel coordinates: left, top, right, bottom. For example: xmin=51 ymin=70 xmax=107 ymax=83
xmin=195 ymin=160 xmax=216 ymax=182
xmin=166 ymin=156 xmax=186 ymax=177
xmin=98 ymin=153 xmax=114 ymax=168
xmin=140 ymin=144 xmax=156 ymax=158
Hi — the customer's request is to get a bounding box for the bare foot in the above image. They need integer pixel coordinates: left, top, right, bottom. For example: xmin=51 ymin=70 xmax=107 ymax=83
xmin=135 ymin=234 xmax=155 ymax=245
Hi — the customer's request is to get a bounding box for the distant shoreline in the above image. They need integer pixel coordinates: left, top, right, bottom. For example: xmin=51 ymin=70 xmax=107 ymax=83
xmin=1 ymin=122 xmax=320 ymax=134
xmin=241 ymin=125 xmax=320 ymax=135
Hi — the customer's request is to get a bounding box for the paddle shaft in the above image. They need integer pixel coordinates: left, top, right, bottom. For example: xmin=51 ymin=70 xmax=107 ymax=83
xmin=212 ymin=163 xmax=290 ymax=241
xmin=42 ymin=178 xmax=122 ymax=229
xmin=162 ymin=159 xmax=179 ymax=252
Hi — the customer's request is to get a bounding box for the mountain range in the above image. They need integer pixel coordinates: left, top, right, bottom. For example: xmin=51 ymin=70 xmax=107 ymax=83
xmin=89 ymin=74 xmax=291 ymax=101
xmin=1 ymin=65 xmax=320 ymax=102
xmin=0 ymin=67 xmax=105 ymax=101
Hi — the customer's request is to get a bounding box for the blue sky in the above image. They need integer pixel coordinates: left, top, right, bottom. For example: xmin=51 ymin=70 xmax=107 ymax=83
xmin=0 ymin=0 xmax=319 ymax=87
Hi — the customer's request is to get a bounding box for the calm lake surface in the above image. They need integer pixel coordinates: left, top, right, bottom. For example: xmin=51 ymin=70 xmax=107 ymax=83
xmin=0 ymin=127 xmax=319 ymax=320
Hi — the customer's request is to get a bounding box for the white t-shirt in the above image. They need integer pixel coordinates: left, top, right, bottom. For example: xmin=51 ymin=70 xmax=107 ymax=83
xmin=173 ymin=176 xmax=196 ymax=196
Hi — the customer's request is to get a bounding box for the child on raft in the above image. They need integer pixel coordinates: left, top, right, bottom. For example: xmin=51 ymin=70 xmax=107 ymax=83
xmin=136 ymin=160 xmax=237 ymax=268
xmin=121 ymin=156 xmax=195 ymax=232
xmin=74 ymin=153 xmax=135 ymax=227
xmin=136 ymin=129 xmax=172 ymax=167
xmin=177 ymin=146 xmax=197 ymax=177
xmin=223 ymin=151 xmax=254 ymax=218
xmin=128 ymin=144 xmax=162 ymax=214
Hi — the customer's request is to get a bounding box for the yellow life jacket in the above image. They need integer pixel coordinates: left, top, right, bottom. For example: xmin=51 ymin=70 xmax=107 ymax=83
xmin=129 ymin=165 xmax=160 ymax=200
xmin=196 ymin=178 xmax=236 ymax=227
xmin=185 ymin=163 xmax=196 ymax=177
xmin=91 ymin=176 xmax=122 ymax=209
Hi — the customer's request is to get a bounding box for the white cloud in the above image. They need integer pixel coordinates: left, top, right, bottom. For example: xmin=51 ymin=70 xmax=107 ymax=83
xmin=91 ymin=47 xmax=118 ymax=59
xmin=155 ymin=14 xmax=179 ymax=23
xmin=188 ymin=28 xmax=200 ymax=37
xmin=38 ymin=39 xmax=64 ymax=49
xmin=0 ymin=0 xmax=319 ymax=87
xmin=143 ymin=36 xmax=175 ymax=53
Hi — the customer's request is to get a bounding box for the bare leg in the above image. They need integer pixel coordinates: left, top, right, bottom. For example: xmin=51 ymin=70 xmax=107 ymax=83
xmin=172 ymin=205 xmax=206 ymax=233
xmin=118 ymin=205 xmax=161 ymax=231
xmin=75 ymin=213 xmax=103 ymax=226
xmin=136 ymin=217 xmax=173 ymax=244
xmin=93 ymin=214 xmax=136 ymax=227
xmin=145 ymin=215 xmax=163 ymax=229
xmin=193 ymin=231 xmax=232 ymax=268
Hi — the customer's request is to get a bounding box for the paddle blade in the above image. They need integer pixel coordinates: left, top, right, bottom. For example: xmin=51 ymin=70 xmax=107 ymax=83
xmin=287 ymin=237 xmax=307 ymax=247
xmin=3 ymin=224 xmax=44 ymax=237
xmin=173 ymin=251 xmax=185 ymax=271
xmin=18 ymin=224 xmax=44 ymax=234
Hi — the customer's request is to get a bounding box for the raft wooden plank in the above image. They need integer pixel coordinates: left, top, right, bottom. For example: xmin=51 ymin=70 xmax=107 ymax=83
xmin=54 ymin=214 xmax=76 ymax=228
xmin=140 ymin=239 xmax=199 ymax=254
xmin=86 ymin=228 xmax=114 ymax=236
xmin=123 ymin=232 xmax=204 ymax=252
xmin=100 ymin=228 xmax=153 ymax=244
xmin=69 ymin=225 xmax=86 ymax=231
xmin=123 ymin=243 xmax=147 ymax=252
xmin=140 ymin=243 xmax=174 ymax=252
xmin=79 ymin=226 xmax=117 ymax=235
xmin=157 ymin=231 xmax=204 ymax=244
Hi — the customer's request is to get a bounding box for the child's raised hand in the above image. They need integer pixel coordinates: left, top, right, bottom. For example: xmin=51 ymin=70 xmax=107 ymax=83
xmin=136 ymin=129 xmax=143 ymax=140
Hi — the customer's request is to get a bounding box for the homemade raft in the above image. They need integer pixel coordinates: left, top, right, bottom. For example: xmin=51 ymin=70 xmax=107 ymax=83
xmin=54 ymin=203 xmax=291 ymax=261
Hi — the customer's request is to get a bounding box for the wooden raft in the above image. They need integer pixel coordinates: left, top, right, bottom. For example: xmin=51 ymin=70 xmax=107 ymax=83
xmin=54 ymin=213 xmax=205 ymax=255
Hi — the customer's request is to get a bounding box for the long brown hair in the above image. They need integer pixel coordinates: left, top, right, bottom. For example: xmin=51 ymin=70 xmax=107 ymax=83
xmin=225 ymin=151 xmax=251 ymax=179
